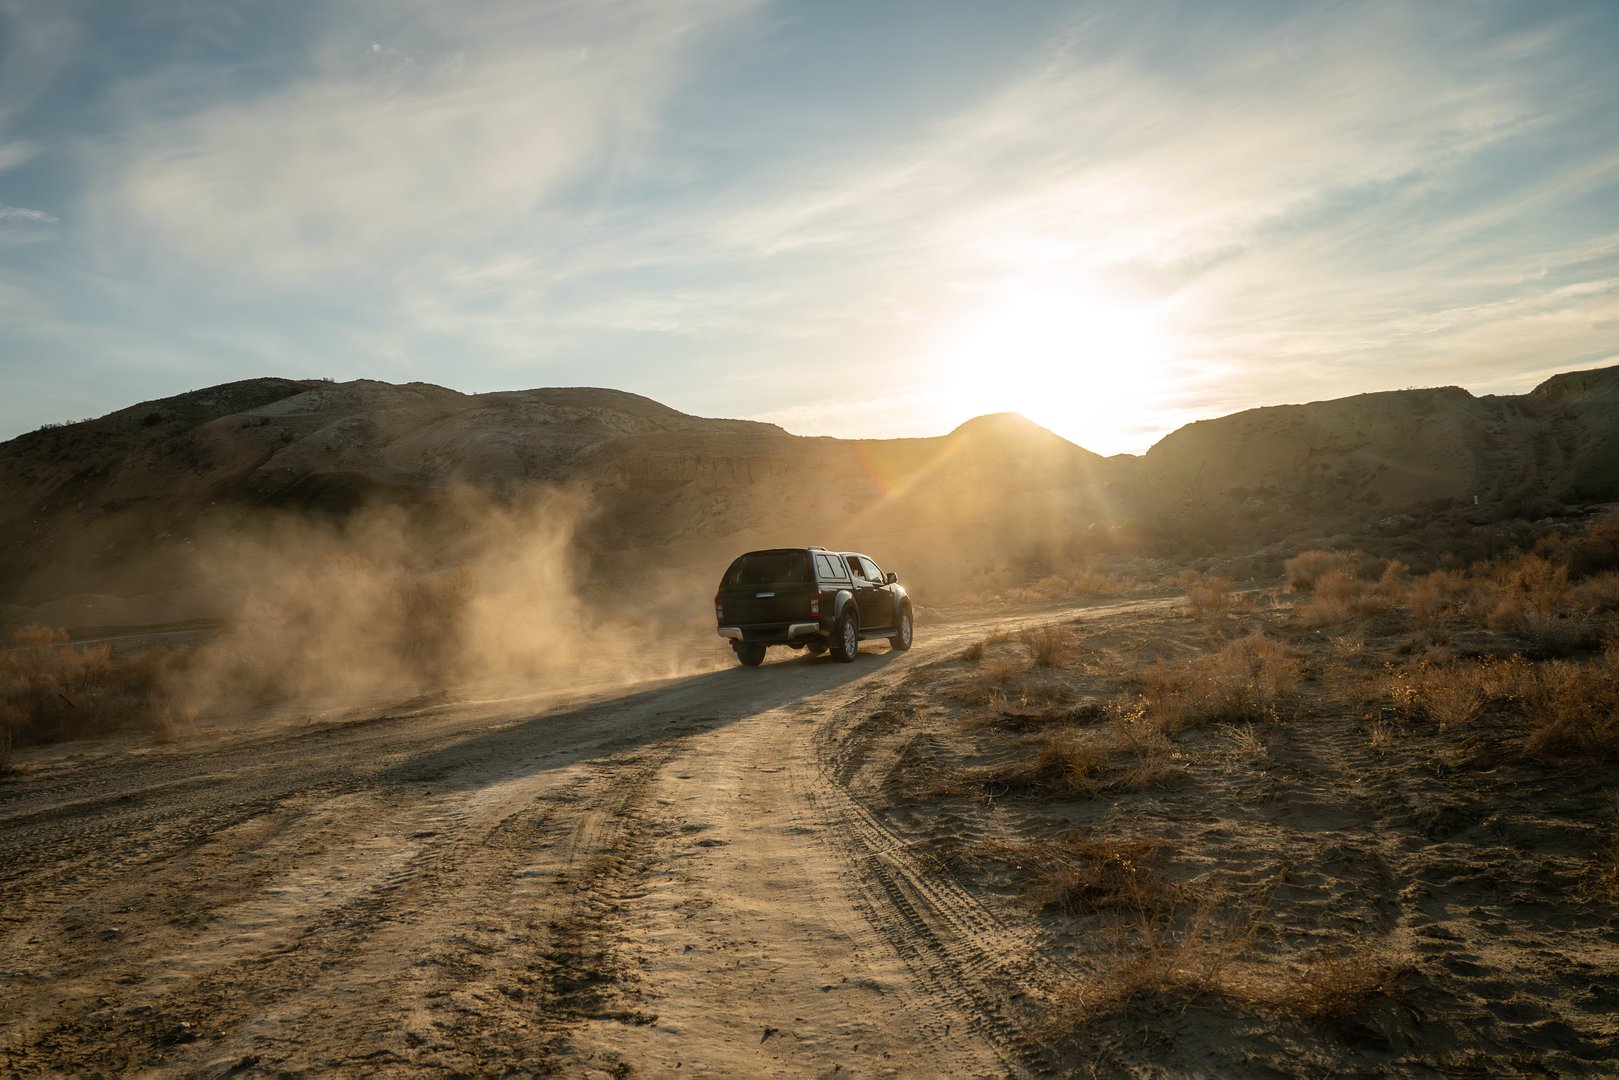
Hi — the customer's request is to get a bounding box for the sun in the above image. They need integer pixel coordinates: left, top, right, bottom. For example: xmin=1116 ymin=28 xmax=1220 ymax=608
xmin=931 ymin=285 xmax=1172 ymax=453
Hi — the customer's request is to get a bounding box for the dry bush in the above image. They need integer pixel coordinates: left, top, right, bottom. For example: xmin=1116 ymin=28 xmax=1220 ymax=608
xmin=1181 ymin=572 xmax=1235 ymax=620
xmin=1523 ymin=649 xmax=1619 ymax=760
xmin=1108 ymin=701 xmax=1183 ymax=788
xmin=1577 ymin=572 xmax=1619 ymax=613
xmin=980 ymin=654 xmax=1026 ymax=685
xmin=1063 ymin=899 xmax=1256 ymax=1015
xmin=1024 ymin=833 xmax=1178 ymax=920
xmin=1486 ymin=554 xmax=1576 ymax=638
xmin=0 ymin=624 xmax=190 ymax=749
xmin=1296 ymin=566 xmax=1401 ymax=628
xmin=1285 ymin=550 xmax=1357 ymax=591
xmin=1535 ymin=512 xmax=1619 ymax=578
xmin=976 ymin=728 xmax=1109 ymax=796
xmin=1277 ymin=949 xmax=1409 ymax=1025
xmin=973 ymin=700 xmax=1181 ymax=797
xmin=1221 ymin=722 xmax=1268 ymax=761
xmin=959 ymin=639 xmax=987 ymax=662
xmin=1021 ymin=624 xmax=1076 ymax=667
xmin=1140 ymin=633 xmax=1302 ymax=730
xmin=1296 ymin=569 xmax=1359 ymax=626
xmin=1387 ymin=655 xmax=1536 ymax=731
xmin=1403 ymin=569 xmax=1470 ymax=634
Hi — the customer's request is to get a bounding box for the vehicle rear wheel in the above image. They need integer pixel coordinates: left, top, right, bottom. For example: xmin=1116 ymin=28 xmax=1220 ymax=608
xmin=737 ymin=643 xmax=767 ymax=667
xmin=889 ymin=606 xmax=913 ymax=651
xmin=830 ymin=610 xmax=859 ymax=663
xmin=805 ymin=640 xmax=828 ymax=656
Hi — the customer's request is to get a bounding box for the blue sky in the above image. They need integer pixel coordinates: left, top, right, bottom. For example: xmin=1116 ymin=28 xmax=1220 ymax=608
xmin=1 ymin=1 xmax=1616 ymax=454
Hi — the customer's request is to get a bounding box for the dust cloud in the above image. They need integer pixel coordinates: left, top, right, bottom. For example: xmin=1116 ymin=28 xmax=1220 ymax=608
xmin=171 ymin=486 xmax=725 ymax=721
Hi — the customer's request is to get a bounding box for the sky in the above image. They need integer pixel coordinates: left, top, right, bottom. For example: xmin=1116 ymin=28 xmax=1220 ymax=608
xmin=1 ymin=1 xmax=1617 ymax=455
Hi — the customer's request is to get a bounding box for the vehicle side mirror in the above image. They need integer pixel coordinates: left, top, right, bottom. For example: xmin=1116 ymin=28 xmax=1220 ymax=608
xmin=885 ymin=572 xmax=898 ymax=584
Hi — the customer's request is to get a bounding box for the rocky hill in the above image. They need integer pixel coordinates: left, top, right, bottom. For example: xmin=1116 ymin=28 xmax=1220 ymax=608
xmin=2 ymin=365 xmax=1617 ymax=630
xmin=0 ymin=379 xmax=1112 ymax=628
xmin=1122 ymin=365 xmax=1619 ymax=549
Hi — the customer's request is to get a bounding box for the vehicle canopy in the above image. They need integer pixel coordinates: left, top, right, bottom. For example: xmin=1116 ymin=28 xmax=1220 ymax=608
xmin=719 ymin=548 xmax=813 ymax=587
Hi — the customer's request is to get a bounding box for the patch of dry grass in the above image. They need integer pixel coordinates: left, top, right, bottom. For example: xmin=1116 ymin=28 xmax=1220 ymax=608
xmin=975 ymin=728 xmax=1110 ymax=797
xmin=1522 ymin=648 xmax=1619 ymax=760
xmin=1021 ymin=624 xmax=1076 ymax=667
xmin=1137 ymin=632 xmax=1302 ymax=730
xmin=0 ymin=624 xmax=190 ymax=752
xmin=1181 ymin=572 xmax=1236 ymax=621
xmin=1060 ymin=898 xmax=1260 ymax=1016
xmin=1275 ymin=949 xmax=1411 ymax=1025
xmin=1023 ymin=833 xmax=1179 ymax=920
xmin=971 ymin=699 xmax=1183 ymax=798
xmin=1295 ymin=568 xmax=1398 ymax=627
xmin=1285 ymin=550 xmax=1357 ymax=591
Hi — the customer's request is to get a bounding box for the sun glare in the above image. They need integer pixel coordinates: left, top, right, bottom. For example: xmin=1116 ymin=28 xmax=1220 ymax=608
xmin=932 ymin=286 xmax=1172 ymax=454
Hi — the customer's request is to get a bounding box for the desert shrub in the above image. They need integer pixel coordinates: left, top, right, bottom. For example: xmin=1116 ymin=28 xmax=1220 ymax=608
xmin=1296 ymin=561 xmax=1406 ymax=627
xmin=1280 ymin=950 xmax=1409 ymax=1024
xmin=1181 ymin=572 xmax=1235 ymax=620
xmin=1487 ymin=555 xmax=1573 ymax=627
xmin=1295 ymin=570 xmax=1356 ymax=626
xmin=1025 ymin=833 xmax=1178 ymax=919
xmin=1387 ymin=655 xmax=1537 ymax=731
xmin=1576 ymin=573 xmax=1619 ymax=613
xmin=1062 ymin=898 xmax=1258 ymax=1016
xmin=1536 ymin=513 xmax=1619 ymax=578
xmin=1142 ymin=633 xmax=1303 ymax=730
xmin=1021 ymin=624 xmax=1075 ymax=667
xmin=1523 ymin=649 xmax=1619 ymax=760
xmin=959 ymin=639 xmax=987 ymax=662
xmin=976 ymin=728 xmax=1108 ymax=796
xmin=0 ymin=624 xmax=189 ymax=748
xmin=1285 ymin=550 xmax=1357 ymax=591
xmin=981 ymin=654 xmax=1025 ymax=685
xmin=1403 ymin=569 xmax=1470 ymax=633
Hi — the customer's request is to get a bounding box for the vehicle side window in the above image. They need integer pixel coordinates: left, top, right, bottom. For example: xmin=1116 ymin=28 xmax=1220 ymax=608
xmin=815 ymin=553 xmax=845 ymax=581
xmin=858 ymin=556 xmax=884 ymax=582
xmin=844 ymin=555 xmax=866 ymax=580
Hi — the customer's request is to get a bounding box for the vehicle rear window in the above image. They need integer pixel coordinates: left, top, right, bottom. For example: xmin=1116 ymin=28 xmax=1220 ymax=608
xmin=724 ymin=551 xmax=811 ymax=586
xmin=814 ymin=553 xmax=847 ymax=581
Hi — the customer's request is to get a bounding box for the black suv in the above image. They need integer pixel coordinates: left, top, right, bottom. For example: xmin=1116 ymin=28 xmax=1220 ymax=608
xmin=715 ymin=547 xmax=914 ymax=666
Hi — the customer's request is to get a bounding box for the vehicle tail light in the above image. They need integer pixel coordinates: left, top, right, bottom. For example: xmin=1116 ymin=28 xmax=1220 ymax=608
xmin=715 ymin=594 xmax=723 ymax=621
xmin=810 ymin=590 xmax=821 ymax=617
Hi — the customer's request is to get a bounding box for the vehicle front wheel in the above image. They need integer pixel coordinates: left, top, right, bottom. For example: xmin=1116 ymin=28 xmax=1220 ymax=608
xmin=889 ymin=606 xmax=913 ymax=651
xmin=737 ymin=643 xmax=767 ymax=667
xmin=830 ymin=610 xmax=859 ymax=663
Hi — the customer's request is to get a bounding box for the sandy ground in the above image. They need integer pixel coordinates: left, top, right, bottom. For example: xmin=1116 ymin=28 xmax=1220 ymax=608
xmin=0 ymin=602 xmax=1139 ymax=1077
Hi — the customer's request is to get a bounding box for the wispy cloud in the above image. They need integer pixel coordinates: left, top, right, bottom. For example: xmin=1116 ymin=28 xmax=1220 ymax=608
xmin=90 ymin=0 xmax=761 ymax=283
xmin=0 ymin=201 xmax=56 ymax=243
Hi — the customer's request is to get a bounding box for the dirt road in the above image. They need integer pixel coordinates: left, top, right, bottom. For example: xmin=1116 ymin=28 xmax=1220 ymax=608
xmin=0 ymin=604 xmax=1140 ymax=1077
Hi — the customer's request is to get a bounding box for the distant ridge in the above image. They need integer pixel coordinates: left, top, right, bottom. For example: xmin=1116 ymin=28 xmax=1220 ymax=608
xmin=4 ymin=364 xmax=1619 ymax=627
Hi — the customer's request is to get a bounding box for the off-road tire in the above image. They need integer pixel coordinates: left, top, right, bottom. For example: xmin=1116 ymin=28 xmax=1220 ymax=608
xmin=830 ymin=610 xmax=859 ymax=663
xmin=737 ymin=643 xmax=767 ymax=667
xmin=889 ymin=605 xmax=914 ymax=651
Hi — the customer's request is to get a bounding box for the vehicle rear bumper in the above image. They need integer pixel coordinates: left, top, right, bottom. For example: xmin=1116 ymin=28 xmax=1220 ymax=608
xmin=717 ymin=622 xmax=825 ymax=644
